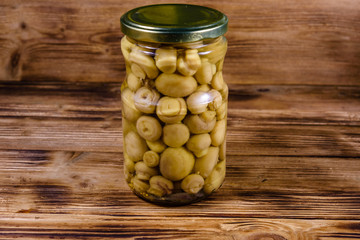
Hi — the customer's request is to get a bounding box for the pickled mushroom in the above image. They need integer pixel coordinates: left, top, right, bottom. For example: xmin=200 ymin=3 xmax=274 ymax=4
xmin=219 ymin=82 xmax=229 ymax=101
xmin=196 ymin=84 xmax=211 ymax=92
xmin=186 ymin=133 xmax=212 ymax=158
xmin=160 ymin=147 xmax=195 ymax=181
xmin=136 ymin=116 xmax=162 ymax=141
xmin=155 ymin=47 xmax=177 ymax=74
xmin=148 ymin=175 xmax=174 ymax=197
xmin=143 ymin=150 xmax=160 ymax=167
xmin=211 ymin=71 xmax=224 ymax=91
xmin=203 ymin=160 xmax=226 ymax=194
xmin=122 ymin=117 xmax=137 ymax=137
xmin=181 ymin=174 xmax=204 ymax=194
xmin=124 ymin=131 xmax=148 ymax=162
xmin=124 ymin=152 xmax=135 ymax=182
xmin=193 ymin=147 xmax=219 ymax=178
xmin=155 ymin=73 xmax=197 ymax=98
xmin=177 ymin=49 xmax=201 ymax=76
xmin=156 ymin=96 xmax=187 ymax=124
xmin=127 ymin=72 xmax=143 ymax=92
xmin=208 ymin=89 xmax=223 ymax=111
xmin=120 ymin=36 xmax=134 ymax=62
xmin=134 ymin=87 xmax=160 ymax=114
xmin=219 ymin=142 xmax=226 ymax=161
xmin=146 ymin=139 xmax=167 ymax=153
xmin=163 ymin=123 xmax=190 ymax=147
xmin=184 ymin=111 xmax=216 ymax=134
xmin=131 ymin=63 xmax=146 ymax=79
xmin=194 ymin=58 xmax=215 ymax=84
xmin=121 ymin=88 xmax=142 ymax=122
xmin=129 ymin=46 xmax=159 ymax=79
xmin=216 ymin=102 xmax=227 ymax=120
xmin=131 ymin=176 xmax=150 ymax=193
xmin=210 ymin=119 xmax=226 ymax=146
xmin=134 ymin=161 xmax=159 ymax=180
xmin=186 ymin=91 xmax=211 ymax=114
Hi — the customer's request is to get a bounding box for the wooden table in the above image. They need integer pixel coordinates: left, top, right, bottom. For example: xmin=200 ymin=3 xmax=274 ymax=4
xmin=1 ymin=0 xmax=359 ymax=239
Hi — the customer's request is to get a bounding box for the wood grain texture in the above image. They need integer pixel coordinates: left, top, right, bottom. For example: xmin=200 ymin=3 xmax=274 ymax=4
xmin=0 ymin=0 xmax=360 ymax=239
xmin=1 ymin=150 xmax=360 ymax=217
xmin=0 ymin=150 xmax=360 ymax=239
xmin=0 ymin=81 xmax=359 ymax=239
xmin=0 ymin=214 xmax=359 ymax=240
xmin=0 ymin=82 xmax=359 ymax=155
xmin=0 ymin=0 xmax=359 ymax=84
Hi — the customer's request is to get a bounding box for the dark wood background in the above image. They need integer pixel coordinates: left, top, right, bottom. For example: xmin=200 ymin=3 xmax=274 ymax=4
xmin=0 ymin=0 xmax=360 ymax=239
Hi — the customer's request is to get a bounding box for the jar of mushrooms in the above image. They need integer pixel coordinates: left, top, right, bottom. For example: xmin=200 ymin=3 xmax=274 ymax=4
xmin=120 ymin=4 xmax=228 ymax=205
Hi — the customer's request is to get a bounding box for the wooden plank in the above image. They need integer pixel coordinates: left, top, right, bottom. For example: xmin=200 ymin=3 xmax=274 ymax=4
xmin=0 ymin=0 xmax=359 ymax=84
xmin=1 ymin=82 xmax=359 ymax=121
xmin=226 ymin=124 xmax=360 ymax=156
xmin=0 ymin=150 xmax=359 ymax=239
xmin=1 ymin=151 xmax=359 ymax=218
xmin=0 ymin=115 xmax=358 ymax=155
xmin=229 ymin=85 xmax=360 ymax=114
xmin=0 ymin=216 xmax=359 ymax=239
xmin=0 ymin=109 xmax=360 ymax=153
xmin=0 ymin=82 xmax=122 ymax=119
xmin=0 ymin=117 xmax=121 ymax=152
xmin=225 ymin=0 xmax=360 ymax=85
xmin=0 ymin=0 xmax=22 ymax=80
xmin=0 ymin=82 xmax=359 ymax=155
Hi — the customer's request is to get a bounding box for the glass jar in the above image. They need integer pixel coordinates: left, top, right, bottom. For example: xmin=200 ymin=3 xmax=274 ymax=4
xmin=120 ymin=4 xmax=228 ymax=205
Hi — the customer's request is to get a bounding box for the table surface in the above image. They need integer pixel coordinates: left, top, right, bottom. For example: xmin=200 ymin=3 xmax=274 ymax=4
xmin=1 ymin=0 xmax=360 ymax=239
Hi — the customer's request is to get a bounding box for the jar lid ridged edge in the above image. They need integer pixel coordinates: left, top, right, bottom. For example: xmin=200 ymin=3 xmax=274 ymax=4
xmin=120 ymin=4 xmax=228 ymax=43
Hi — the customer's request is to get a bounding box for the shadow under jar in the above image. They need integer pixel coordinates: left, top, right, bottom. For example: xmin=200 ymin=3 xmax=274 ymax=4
xmin=120 ymin=4 xmax=228 ymax=206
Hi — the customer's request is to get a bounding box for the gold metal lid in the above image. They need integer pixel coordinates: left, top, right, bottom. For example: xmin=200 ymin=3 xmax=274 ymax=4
xmin=120 ymin=4 xmax=228 ymax=43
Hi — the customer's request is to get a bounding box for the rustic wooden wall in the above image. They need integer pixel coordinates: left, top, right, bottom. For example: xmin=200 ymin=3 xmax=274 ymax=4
xmin=0 ymin=0 xmax=359 ymax=84
xmin=0 ymin=0 xmax=360 ymax=239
